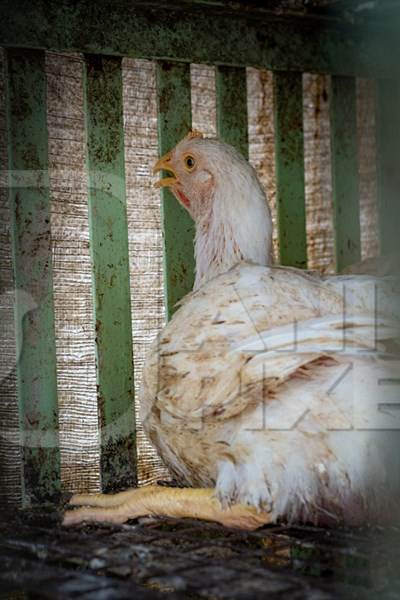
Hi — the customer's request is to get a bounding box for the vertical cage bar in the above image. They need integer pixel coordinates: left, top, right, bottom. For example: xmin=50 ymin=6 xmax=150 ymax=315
xmin=376 ymin=79 xmax=400 ymax=256
xmin=273 ymin=71 xmax=307 ymax=268
xmin=330 ymin=76 xmax=361 ymax=271
xmin=5 ymin=48 xmax=60 ymax=505
xmin=156 ymin=61 xmax=194 ymax=319
xmin=216 ymin=66 xmax=248 ymax=158
xmin=83 ymin=55 xmax=136 ymax=492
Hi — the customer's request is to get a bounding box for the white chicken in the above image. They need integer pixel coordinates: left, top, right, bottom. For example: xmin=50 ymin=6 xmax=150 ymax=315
xmin=64 ymin=132 xmax=400 ymax=530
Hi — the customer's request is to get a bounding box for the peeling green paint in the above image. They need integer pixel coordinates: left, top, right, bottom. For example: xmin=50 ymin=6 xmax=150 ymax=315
xmin=156 ymin=61 xmax=195 ymax=319
xmin=376 ymin=79 xmax=400 ymax=257
xmin=273 ymin=71 xmax=307 ymax=269
xmin=0 ymin=1 xmax=398 ymax=78
xmin=5 ymin=49 xmax=60 ymax=505
xmin=216 ymin=66 xmax=248 ymax=159
xmin=330 ymin=76 xmax=361 ymax=271
xmin=83 ymin=55 xmax=137 ymax=492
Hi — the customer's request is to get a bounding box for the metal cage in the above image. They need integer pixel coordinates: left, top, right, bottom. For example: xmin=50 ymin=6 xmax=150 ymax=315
xmin=1 ymin=0 xmax=399 ymax=506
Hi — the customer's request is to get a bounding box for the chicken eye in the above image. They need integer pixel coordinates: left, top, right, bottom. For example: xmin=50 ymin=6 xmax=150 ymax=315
xmin=184 ymin=155 xmax=196 ymax=171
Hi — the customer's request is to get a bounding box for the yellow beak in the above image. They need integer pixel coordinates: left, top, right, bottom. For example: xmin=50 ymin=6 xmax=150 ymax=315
xmin=153 ymin=152 xmax=179 ymax=188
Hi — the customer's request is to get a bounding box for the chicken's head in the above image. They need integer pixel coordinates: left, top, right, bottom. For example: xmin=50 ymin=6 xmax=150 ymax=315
xmin=154 ymin=130 xmax=264 ymax=222
xmin=153 ymin=131 xmax=272 ymax=287
xmin=153 ymin=130 xmax=215 ymax=221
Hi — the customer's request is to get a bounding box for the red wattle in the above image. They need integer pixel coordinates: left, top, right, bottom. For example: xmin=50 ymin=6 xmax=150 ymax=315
xmin=176 ymin=189 xmax=191 ymax=208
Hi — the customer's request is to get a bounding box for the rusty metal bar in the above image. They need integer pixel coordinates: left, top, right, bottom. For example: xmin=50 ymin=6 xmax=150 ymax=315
xmin=329 ymin=75 xmax=361 ymax=271
xmin=273 ymin=71 xmax=307 ymax=269
xmin=155 ymin=61 xmax=195 ymax=319
xmin=83 ymin=54 xmax=136 ymax=492
xmin=5 ymin=48 xmax=60 ymax=505
xmin=216 ymin=66 xmax=248 ymax=159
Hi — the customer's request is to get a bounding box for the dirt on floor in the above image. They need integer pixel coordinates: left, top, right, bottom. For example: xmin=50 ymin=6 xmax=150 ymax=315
xmin=1 ymin=505 xmax=399 ymax=599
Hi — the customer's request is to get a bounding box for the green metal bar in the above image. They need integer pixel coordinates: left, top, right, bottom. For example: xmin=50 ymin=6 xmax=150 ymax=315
xmin=83 ymin=54 xmax=136 ymax=492
xmin=329 ymin=76 xmax=360 ymax=271
xmin=0 ymin=0 xmax=397 ymax=78
xmin=376 ymin=79 xmax=400 ymax=256
xmin=5 ymin=48 xmax=60 ymax=505
xmin=216 ymin=66 xmax=248 ymax=158
xmin=273 ymin=71 xmax=307 ymax=269
xmin=156 ymin=61 xmax=195 ymax=319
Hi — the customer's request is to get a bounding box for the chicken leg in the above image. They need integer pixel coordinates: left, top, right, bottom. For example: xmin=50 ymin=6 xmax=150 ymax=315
xmin=63 ymin=486 xmax=270 ymax=530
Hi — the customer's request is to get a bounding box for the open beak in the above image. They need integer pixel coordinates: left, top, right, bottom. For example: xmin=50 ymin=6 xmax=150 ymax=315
xmin=153 ymin=152 xmax=179 ymax=189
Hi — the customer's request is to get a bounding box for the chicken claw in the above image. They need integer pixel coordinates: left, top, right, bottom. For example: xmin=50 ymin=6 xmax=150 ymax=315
xmin=63 ymin=486 xmax=270 ymax=530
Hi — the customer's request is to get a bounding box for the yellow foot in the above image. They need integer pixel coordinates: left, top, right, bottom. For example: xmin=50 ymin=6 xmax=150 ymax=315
xmin=63 ymin=486 xmax=270 ymax=530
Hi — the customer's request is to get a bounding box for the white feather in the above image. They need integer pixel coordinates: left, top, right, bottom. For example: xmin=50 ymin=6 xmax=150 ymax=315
xmin=193 ymin=142 xmax=272 ymax=289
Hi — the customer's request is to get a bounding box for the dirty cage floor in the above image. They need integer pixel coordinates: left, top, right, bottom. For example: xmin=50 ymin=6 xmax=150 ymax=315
xmin=0 ymin=504 xmax=400 ymax=599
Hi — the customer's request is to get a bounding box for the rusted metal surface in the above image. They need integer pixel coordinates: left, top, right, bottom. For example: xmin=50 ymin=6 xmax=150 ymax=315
xmin=1 ymin=1 xmax=399 ymax=78
xmin=156 ymin=61 xmax=195 ymax=319
xmin=1 ymin=506 xmax=400 ymax=599
xmin=83 ymin=55 xmax=137 ymax=492
xmin=273 ymin=71 xmax=307 ymax=269
xmin=5 ymin=48 xmax=60 ymax=505
xmin=216 ymin=66 xmax=248 ymax=159
xmin=329 ymin=76 xmax=361 ymax=271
